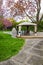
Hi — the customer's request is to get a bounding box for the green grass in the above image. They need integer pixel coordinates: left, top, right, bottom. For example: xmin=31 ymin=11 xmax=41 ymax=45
xmin=0 ymin=32 xmax=25 ymax=61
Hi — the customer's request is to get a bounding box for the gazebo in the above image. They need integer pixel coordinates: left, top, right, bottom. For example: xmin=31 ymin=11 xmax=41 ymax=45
xmin=17 ymin=22 xmax=37 ymax=37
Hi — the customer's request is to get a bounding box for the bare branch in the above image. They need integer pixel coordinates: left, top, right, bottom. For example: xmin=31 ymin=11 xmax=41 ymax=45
xmin=25 ymin=11 xmax=35 ymax=22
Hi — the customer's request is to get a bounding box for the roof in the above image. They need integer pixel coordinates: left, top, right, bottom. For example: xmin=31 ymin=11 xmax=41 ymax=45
xmin=18 ymin=22 xmax=37 ymax=26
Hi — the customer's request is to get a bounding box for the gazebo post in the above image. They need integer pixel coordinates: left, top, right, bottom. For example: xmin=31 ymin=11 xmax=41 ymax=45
xmin=16 ymin=26 xmax=18 ymax=35
xmin=27 ymin=26 xmax=29 ymax=35
xmin=34 ymin=25 xmax=37 ymax=35
xmin=18 ymin=26 xmax=21 ymax=37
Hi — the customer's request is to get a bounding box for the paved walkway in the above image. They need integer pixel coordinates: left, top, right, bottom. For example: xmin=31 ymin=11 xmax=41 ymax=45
xmin=0 ymin=39 xmax=43 ymax=65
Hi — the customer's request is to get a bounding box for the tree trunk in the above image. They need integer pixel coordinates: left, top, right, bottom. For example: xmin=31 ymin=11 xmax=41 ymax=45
xmin=36 ymin=0 xmax=41 ymax=22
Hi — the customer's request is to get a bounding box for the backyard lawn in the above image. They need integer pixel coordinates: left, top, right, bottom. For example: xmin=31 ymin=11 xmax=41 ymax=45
xmin=0 ymin=32 xmax=24 ymax=61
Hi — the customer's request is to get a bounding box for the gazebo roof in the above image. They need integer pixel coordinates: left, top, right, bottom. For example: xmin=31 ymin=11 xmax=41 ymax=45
xmin=18 ymin=22 xmax=37 ymax=26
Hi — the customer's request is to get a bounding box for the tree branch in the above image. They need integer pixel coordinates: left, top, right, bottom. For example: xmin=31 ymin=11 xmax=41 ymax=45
xmin=25 ymin=11 xmax=35 ymax=22
xmin=36 ymin=0 xmax=41 ymax=21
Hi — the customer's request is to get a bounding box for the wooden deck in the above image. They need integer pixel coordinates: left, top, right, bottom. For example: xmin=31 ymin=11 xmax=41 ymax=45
xmin=17 ymin=35 xmax=43 ymax=39
xmin=17 ymin=32 xmax=43 ymax=39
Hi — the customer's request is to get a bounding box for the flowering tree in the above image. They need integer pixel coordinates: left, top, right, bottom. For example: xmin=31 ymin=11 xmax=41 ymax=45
xmin=11 ymin=0 xmax=43 ymax=22
xmin=0 ymin=0 xmax=3 ymax=16
xmin=2 ymin=0 xmax=43 ymax=23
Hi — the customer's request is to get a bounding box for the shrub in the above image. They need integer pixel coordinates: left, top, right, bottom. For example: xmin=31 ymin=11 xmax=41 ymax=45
xmin=0 ymin=21 xmax=3 ymax=30
xmin=0 ymin=16 xmax=3 ymax=30
xmin=7 ymin=18 xmax=17 ymax=27
xmin=2 ymin=18 xmax=13 ymax=30
xmin=0 ymin=17 xmax=18 ymax=30
xmin=37 ymin=21 xmax=43 ymax=31
xmin=3 ymin=18 xmax=12 ymax=27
